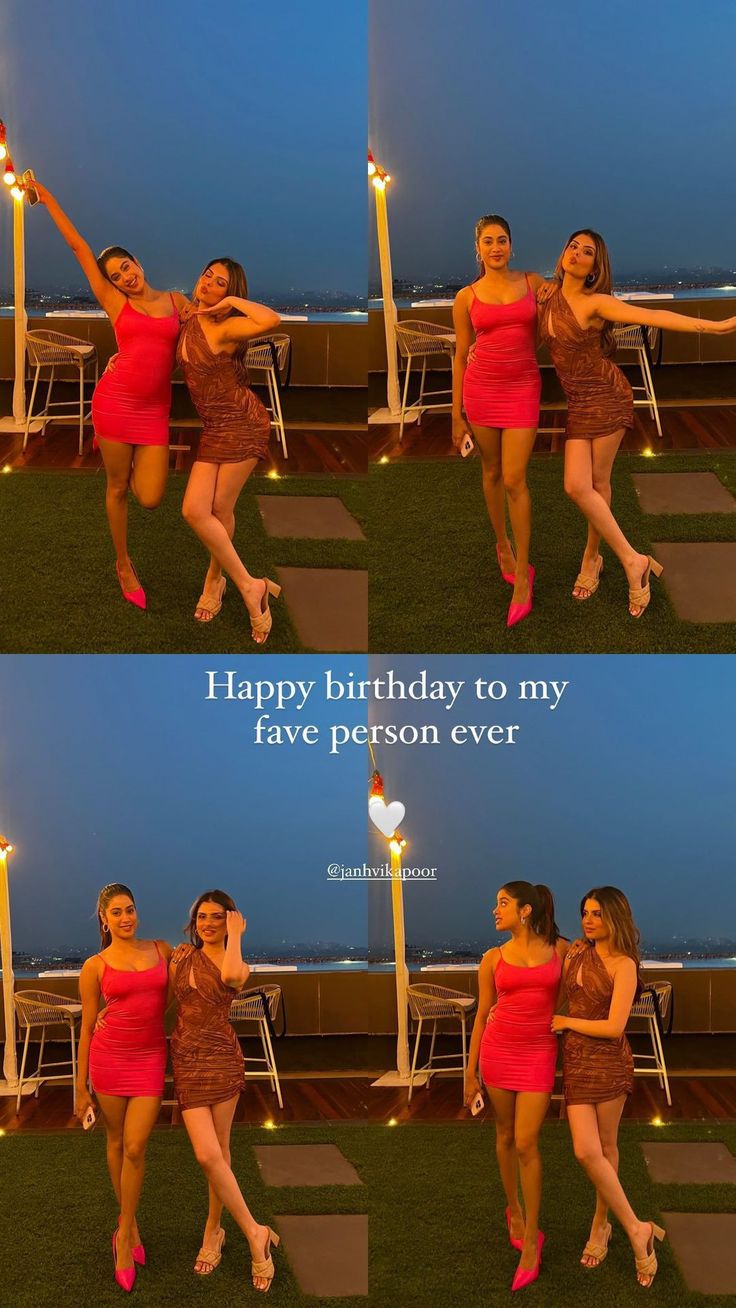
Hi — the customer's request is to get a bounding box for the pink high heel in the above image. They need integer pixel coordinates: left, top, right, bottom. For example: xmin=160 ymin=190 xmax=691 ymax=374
xmin=507 ymin=565 xmax=535 ymax=628
xmin=505 ymin=1207 xmax=524 ymax=1251
xmin=496 ymin=543 xmax=516 ymax=585
xmin=112 ymin=1229 xmax=136 ymax=1293
xmin=511 ymin=1231 xmax=545 ymax=1292
xmin=119 ymin=1215 xmax=145 ymax=1266
xmin=116 ymin=561 xmax=146 ymax=611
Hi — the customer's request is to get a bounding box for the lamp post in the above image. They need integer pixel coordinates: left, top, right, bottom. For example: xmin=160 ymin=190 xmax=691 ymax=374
xmin=368 ymin=770 xmax=421 ymax=1088
xmin=0 ymin=833 xmax=18 ymax=1091
xmin=368 ymin=150 xmax=409 ymax=426
xmin=0 ymin=119 xmax=40 ymax=435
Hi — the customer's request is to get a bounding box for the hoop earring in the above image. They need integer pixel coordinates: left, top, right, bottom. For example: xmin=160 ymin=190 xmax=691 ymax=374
xmin=585 ymin=272 xmax=596 ymax=287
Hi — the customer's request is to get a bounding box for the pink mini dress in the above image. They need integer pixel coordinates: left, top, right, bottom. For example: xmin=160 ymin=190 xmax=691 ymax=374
xmin=89 ymin=945 xmax=168 ymax=1097
xmin=463 ymin=277 xmax=541 ymax=429
xmin=91 ymin=297 xmax=180 ymax=445
xmin=480 ymin=951 xmax=561 ymax=1094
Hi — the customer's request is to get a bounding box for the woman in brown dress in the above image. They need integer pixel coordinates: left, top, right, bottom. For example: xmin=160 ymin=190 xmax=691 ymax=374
xmin=552 ymin=886 xmax=665 ymax=1288
xmin=539 ymin=231 xmax=736 ymax=616
xmin=170 ymin=889 xmax=279 ymax=1292
xmin=178 ymin=259 xmax=282 ymax=642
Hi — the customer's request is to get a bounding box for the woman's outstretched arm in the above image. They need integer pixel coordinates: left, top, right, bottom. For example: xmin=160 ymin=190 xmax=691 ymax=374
xmin=31 ymin=180 xmax=124 ymax=317
xmin=591 ymin=293 xmax=736 ymax=335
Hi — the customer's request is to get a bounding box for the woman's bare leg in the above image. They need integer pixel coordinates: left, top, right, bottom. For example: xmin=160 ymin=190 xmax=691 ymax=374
xmin=486 ymin=1086 xmax=524 ymax=1243
xmin=194 ymin=1095 xmax=238 ymax=1274
xmin=470 ymin=425 xmax=515 ymax=576
xmin=182 ymin=1101 xmax=274 ymax=1291
xmin=567 ymin=1101 xmax=659 ymax=1285
xmin=572 ymin=434 xmax=618 ymax=598
xmin=98 ymin=441 xmax=168 ymax=593
xmin=501 ymin=427 xmax=537 ymax=605
xmin=564 ymin=435 xmax=652 ymax=612
xmin=96 ymin=1094 xmax=160 ymax=1270
xmin=182 ymin=459 xmax=267 ymax=629
xmin=513 ymin=1091 xmax=550 ymax=1272
xmin=580 ymin=1096 xmax=625 ymax=1266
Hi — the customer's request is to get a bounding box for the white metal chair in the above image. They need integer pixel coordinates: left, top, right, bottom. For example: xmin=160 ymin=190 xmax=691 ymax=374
xmin=613 ymin=324 xmax=662 ymax=437
xmin=395 ymin=319 xmax=456 ymax=441
xmin=629 ymin=981 xmax=672 ymax=1106
xmin=245 ymin=334 xmax=291 ymax=459
xmin=13 ymin=990 xmax=82 ymax=1113
xmin=24 ymin=331 xmax=98 ymax=456
xmin=230 ymin=984 xmax=283 ymax=1107
xmin=406 ymin=983 xmax=477 ymax=1103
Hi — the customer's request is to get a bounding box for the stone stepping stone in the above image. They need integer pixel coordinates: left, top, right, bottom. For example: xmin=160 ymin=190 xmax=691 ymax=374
xmin=662 ymin=1213 xmax=736 ymax=1294
xmin=642 ymin=1141 xmax=736 ymax=1184
xmin=254 ymin=1143 xmax=363 ymax=1186
xmin=277 ymin=567 xmax=367 ymax=651
xmin=273 ymin=1214 xmax=368 ymax=1296
xmin=257 ymin=495 xmax=365 ymax=539
xmin=633 ymin=471 xmax=736 ymax=515
xmin=652 ymin=542 xmax=736 ymax=622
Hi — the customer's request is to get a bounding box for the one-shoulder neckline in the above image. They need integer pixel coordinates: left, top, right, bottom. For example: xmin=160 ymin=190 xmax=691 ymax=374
xmin=553 ymin=286 xmax=600 ymax=335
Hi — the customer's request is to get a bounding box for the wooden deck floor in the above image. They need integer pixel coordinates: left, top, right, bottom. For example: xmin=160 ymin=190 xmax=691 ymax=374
xmin=0 ymin=423 xmax=368 ymax=477
xmin=3 ymin=1072 xmax=735 ymax=1133
xmin=369 ymin=404 xmax=736 ymax=461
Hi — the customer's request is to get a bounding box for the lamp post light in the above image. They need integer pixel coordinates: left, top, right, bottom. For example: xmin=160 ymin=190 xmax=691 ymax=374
xmin=0 ymin=834 xmax=19 ymax=1091
xmin=0 ymin=119 xmax=41 ymax=435
xmin=368 ymin=149 xmax=406 ymax=426
xmin=368 ymin=770 xmax=419 ymax=1088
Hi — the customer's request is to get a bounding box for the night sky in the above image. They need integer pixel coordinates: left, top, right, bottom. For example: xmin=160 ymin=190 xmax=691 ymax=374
xmin=0 ymin=656 xmax=369 ymax=953
xmin=0 ymin=0 xmax=365 ymax=297
xmin=369 ymin=0 xmax=736 ymax=282
xmin=368 ymin=656 xmax=735 ymax=948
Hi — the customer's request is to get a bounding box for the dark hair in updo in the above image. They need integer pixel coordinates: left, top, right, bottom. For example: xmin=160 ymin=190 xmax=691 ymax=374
xmin=501 ymin=880 xmax=559 ymax=946
xmin=96 ymin=882 xmax=136 ymax=947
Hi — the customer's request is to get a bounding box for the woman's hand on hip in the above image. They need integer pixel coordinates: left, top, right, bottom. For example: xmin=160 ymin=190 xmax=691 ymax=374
xmin=551 ymin=1014 xmax=568 ymax=1033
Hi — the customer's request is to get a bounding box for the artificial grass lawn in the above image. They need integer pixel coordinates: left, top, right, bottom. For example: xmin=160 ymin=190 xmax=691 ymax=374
xmin=0 ymin=472 xmax=369 ymax=653
xmin=2 ymin=1121 xmax=735 ymax=1307
xmin=369 ymin=452 xmax=736 ymax=653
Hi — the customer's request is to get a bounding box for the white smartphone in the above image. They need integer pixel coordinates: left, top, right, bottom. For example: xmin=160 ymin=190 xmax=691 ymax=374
xmin=460 ymin=433 xmax=474 ymax=458
xmin=82 ymin=1105 xmax=96 ymax=1131
xmin=21 ymin=168 xmax=39 ymax=205
xmin=470 ymin=1091 xmax=485 ymax=1116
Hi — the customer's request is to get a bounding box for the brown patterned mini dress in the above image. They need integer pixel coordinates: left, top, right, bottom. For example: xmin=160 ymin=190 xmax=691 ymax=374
xmin=170 ymin=946 xmax=245 ymax=1109
xmin=539 ymin=286 xmax=634 ymax=440
xmin=176 ymin=315 xmax=271 ymax=463
xmin=562 ymin=939 xmax=634 ymax=1105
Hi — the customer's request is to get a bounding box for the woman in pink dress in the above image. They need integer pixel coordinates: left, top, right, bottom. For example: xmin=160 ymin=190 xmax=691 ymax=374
xmin=75 ymin=884 xmax=173 ymax=1292
xmin=465 ymin=882 xmax=569 ymax=1291
xmin=32 ymin=182 xmax=189 ymax=610
xmin=453 ymin=216 xmax=549 ymax=627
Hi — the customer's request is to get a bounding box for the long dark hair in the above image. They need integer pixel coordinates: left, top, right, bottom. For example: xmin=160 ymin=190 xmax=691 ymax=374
xmin=96 ymin=882 xmax=136 ymax=947
xmin=193 ymin=256 xmax=251 ymax=383
xmin=554 ymin=228 xmax=616 ymax=356
xmin=501 ymin=880 xmax=560 ymax=946
xmin=186 ymin=888 xmax=238 ymax=948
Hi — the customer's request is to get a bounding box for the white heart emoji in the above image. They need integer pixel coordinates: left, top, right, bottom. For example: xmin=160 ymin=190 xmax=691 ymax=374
xmin=369 ymin=798 xmax=406 ymax=838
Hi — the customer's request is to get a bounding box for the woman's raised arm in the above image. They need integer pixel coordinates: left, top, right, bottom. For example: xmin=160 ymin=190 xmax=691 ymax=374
xmin=31 ymin=180 xmax=124 ymax=317
xmin=198 ymin=297 xmax=281 ymax=343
